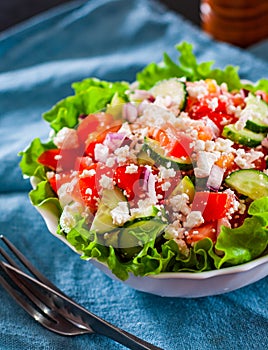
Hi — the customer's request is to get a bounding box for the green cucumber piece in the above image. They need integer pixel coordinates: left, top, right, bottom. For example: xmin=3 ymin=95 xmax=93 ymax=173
xmin=225 ymin=169 xmax=268 ymax=200
xmin=150 ymin=78 xmax=187 ymax=110
xmin=143 ymin=137 xmax=193 ymax=171
xmin=129 ymin=205 xmax=160 ymax=221
xmin=169 ymin=175 xmax=195 ymax=202
xmin=244 ymin=93 xmax=268 ymax=133
xmin=222 ymin=124 xmax=265 ymax=147
xmin=90 ymin=187 xmax=127 ymax=234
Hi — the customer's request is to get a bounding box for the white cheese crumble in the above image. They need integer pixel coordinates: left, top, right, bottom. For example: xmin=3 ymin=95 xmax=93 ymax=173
xmin=168 ymin=193 xmax=190 ymax=216
xmin=114 ymin=145 xmax=131 ymax=164
xmin=53 ymin=127 xmax=79 ymax=149
xmin=184 ymin=211 xmax=204 ymax=228
xmin=186 ymin=80 xmax=209 ymax=99
xmin=57 ymin=177 xmax=78 ymax=207
xmin=110 ymin=202 xmax=131 ymax=226
xmin=194 ymin=151 xmax=220 ymax=178
xmin=60 ymin=202 xmax=84 ymax=233
xmin=80 ymin=168 xmax=96 ymax=178
xmin=234 ymin=148 xmax=264 ymax=169
xmin=99 ymin=174 xmax=114 ymax=190
xmin=94 ymin=143 xmax=110 ymax=163
xmin=139 ymin=104 xmax=177 ymax=127
xmin=158 ymin=166 xmax=176 ymax=179
xmin=125 ymin=164 xmax=138 ymax=174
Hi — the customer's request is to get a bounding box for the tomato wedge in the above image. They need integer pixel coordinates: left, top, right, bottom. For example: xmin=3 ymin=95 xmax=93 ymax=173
xmin=38 ymin=148 xmax=81 ymax=171
xmin=77 ymin=112 xmax=114 ymax=143
xmin=191 ymin=191 xmax=231 ymax=222
xmin=149 ymin=124 xmax=193 ymax=159
xmin=186 ymin=222 xmax=217 ymax=244
xmin=76 ymin=163 xmax=114 ymax=213
xmin=38 ymin=149 xmax=60 ymax=170
xmin=113 ymin=165 xmax=147 ymax=201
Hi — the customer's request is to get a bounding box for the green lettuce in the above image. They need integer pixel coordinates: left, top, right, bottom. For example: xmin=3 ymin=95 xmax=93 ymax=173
xmin=19 ymin=138 xmax=55 ymax=177
xmin=215 ymin=199 xmax=268 ymax=268
xmin=43 ymin=78 xmax=129 ymax=132
xmin=137 ymin=41 xmax=242 ymax=91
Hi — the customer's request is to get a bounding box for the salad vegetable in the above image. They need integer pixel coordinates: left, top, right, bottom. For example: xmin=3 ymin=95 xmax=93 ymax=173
xmin=19 ymin=42 xmax=268 ymax=280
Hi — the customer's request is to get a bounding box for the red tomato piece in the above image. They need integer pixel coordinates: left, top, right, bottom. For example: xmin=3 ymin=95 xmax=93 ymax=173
xmin=113 ymin=165 xmax=146 ymax=201
xmin=76 ymin=163 xmax=115 ymax=212
xmin=38 ymin=148 xmax=82 ymax=172
xmin=166 ymin=134 xmax=193 ymax=158
xmin=38 ymin=149 xmax=60 ymax=170
xmin=191 ymin=192 xmax=231 ymax=222
xmin=47 ymin=172 xmax=73 ymax=194
xmin=186 ymin=222 xmax=218 ymax=244
xmin=149 ymin=125 xmax=193 ymax=159
xmin=74 ymin=156 xmax=94 ymax=171
xmin=77 ymin=112 xmax=114 ymax=143
xmin=85 ymin=122 xmax=122 ymax=158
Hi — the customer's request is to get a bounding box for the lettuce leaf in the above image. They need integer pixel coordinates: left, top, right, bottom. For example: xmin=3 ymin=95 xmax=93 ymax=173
xmin=43 ymin=78 xmax=129 ymax=132
xmin=29 ymin=180 xmax=62 ymax=218
xmin=136 ymin=41 xmax=242 ymax=91
xmin=19 ymin=138 xmax=55 ymax=177
xmin=215 ymin=199 xmax=268 ymax=268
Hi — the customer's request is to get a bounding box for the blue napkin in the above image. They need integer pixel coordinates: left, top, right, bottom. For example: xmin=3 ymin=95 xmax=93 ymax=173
xmin=0 ymin=1 xmax=268 ymax=349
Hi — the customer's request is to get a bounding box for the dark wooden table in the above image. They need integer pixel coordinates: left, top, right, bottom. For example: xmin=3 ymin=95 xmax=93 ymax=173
xmin=0 ymin=0 xmax=200 ymax=32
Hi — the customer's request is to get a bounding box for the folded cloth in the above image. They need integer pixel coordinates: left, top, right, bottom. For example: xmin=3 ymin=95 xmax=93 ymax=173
xmin=0 ymin=1 xmax=267 ymax=349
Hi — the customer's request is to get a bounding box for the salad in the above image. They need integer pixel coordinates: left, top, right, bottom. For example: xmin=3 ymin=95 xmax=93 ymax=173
xmin=20 ymin=42 xmax=268 ymax=280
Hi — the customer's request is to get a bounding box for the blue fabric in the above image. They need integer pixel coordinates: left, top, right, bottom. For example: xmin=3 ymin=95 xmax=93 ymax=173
xmin=0 ymin=1 xmax=268 ymax=349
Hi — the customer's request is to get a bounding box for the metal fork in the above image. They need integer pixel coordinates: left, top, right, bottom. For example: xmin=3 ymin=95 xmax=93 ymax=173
xmin=0 ymin=235 xmax=163 ymax=350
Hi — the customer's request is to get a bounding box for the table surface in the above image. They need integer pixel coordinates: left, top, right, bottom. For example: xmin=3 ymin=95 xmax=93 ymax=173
xmin=0 ymin=0 xmax=200 ymax=32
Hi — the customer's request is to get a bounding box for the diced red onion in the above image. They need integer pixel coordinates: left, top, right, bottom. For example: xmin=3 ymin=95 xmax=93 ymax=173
xmin=140 ymin=167 xmax=157 ymax=203
xmin=122 ymin=103 xmax=138 ymax=123
xmin=240 ymin=88 xmax=250 ymax=99
xmin=140 ymin=167 xmax=151 ymax=191
xmin=206 ymin=164 xmax=224 ymax=191
xmin=202 ymin=116 xmax=220 ymax=138
xmin=104 ymin=132 xmax=126 ymax=151
xmin=78 ymin=114 xmax=88 ymax=121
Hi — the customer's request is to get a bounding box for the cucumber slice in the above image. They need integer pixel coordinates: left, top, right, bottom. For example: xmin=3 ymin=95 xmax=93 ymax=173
xmin=222 ymin=124 xmax=265 ymax=147
xmin=105 ymin=92 xmax=125 ymax=119
xmin=129 ymin=205 xmax=160 ymax=221
xmin=150 ymin=78 xmax=187 ymax=110
xmin=137 ymin=150 xmax=155 ymax=166
xmin=169 ymin=175 xmax=195 ymax=202
xmin=244 ymin=93 xmax=268 ymax=133
xmin=142 ymin=137 xmax=193 ymax=171
xmin=90 ymin=188 xmax=127 ymax=234
xmin=225 ymin=169 xmax=268 ymax=200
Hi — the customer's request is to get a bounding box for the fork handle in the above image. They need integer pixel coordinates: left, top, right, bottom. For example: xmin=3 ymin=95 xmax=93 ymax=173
xmin=91 ymin=319 xmax=164 ymax=350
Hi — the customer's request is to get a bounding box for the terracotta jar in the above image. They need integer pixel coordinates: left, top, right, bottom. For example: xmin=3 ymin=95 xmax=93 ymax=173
xmin=200 ymin=0 xmax=268 ymax=47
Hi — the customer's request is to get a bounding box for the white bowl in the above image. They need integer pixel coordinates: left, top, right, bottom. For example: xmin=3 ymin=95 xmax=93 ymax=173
xmin=34 ymin=199 xmax=268 ymax=298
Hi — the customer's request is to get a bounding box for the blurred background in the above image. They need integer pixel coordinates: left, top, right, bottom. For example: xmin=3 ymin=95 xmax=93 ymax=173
xmin=0 ymin=0 xmax=201 ymax=32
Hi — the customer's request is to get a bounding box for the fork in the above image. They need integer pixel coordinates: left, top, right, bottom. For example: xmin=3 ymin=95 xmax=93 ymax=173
xmin=0 ymin=235 xmax=163 ymax=350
